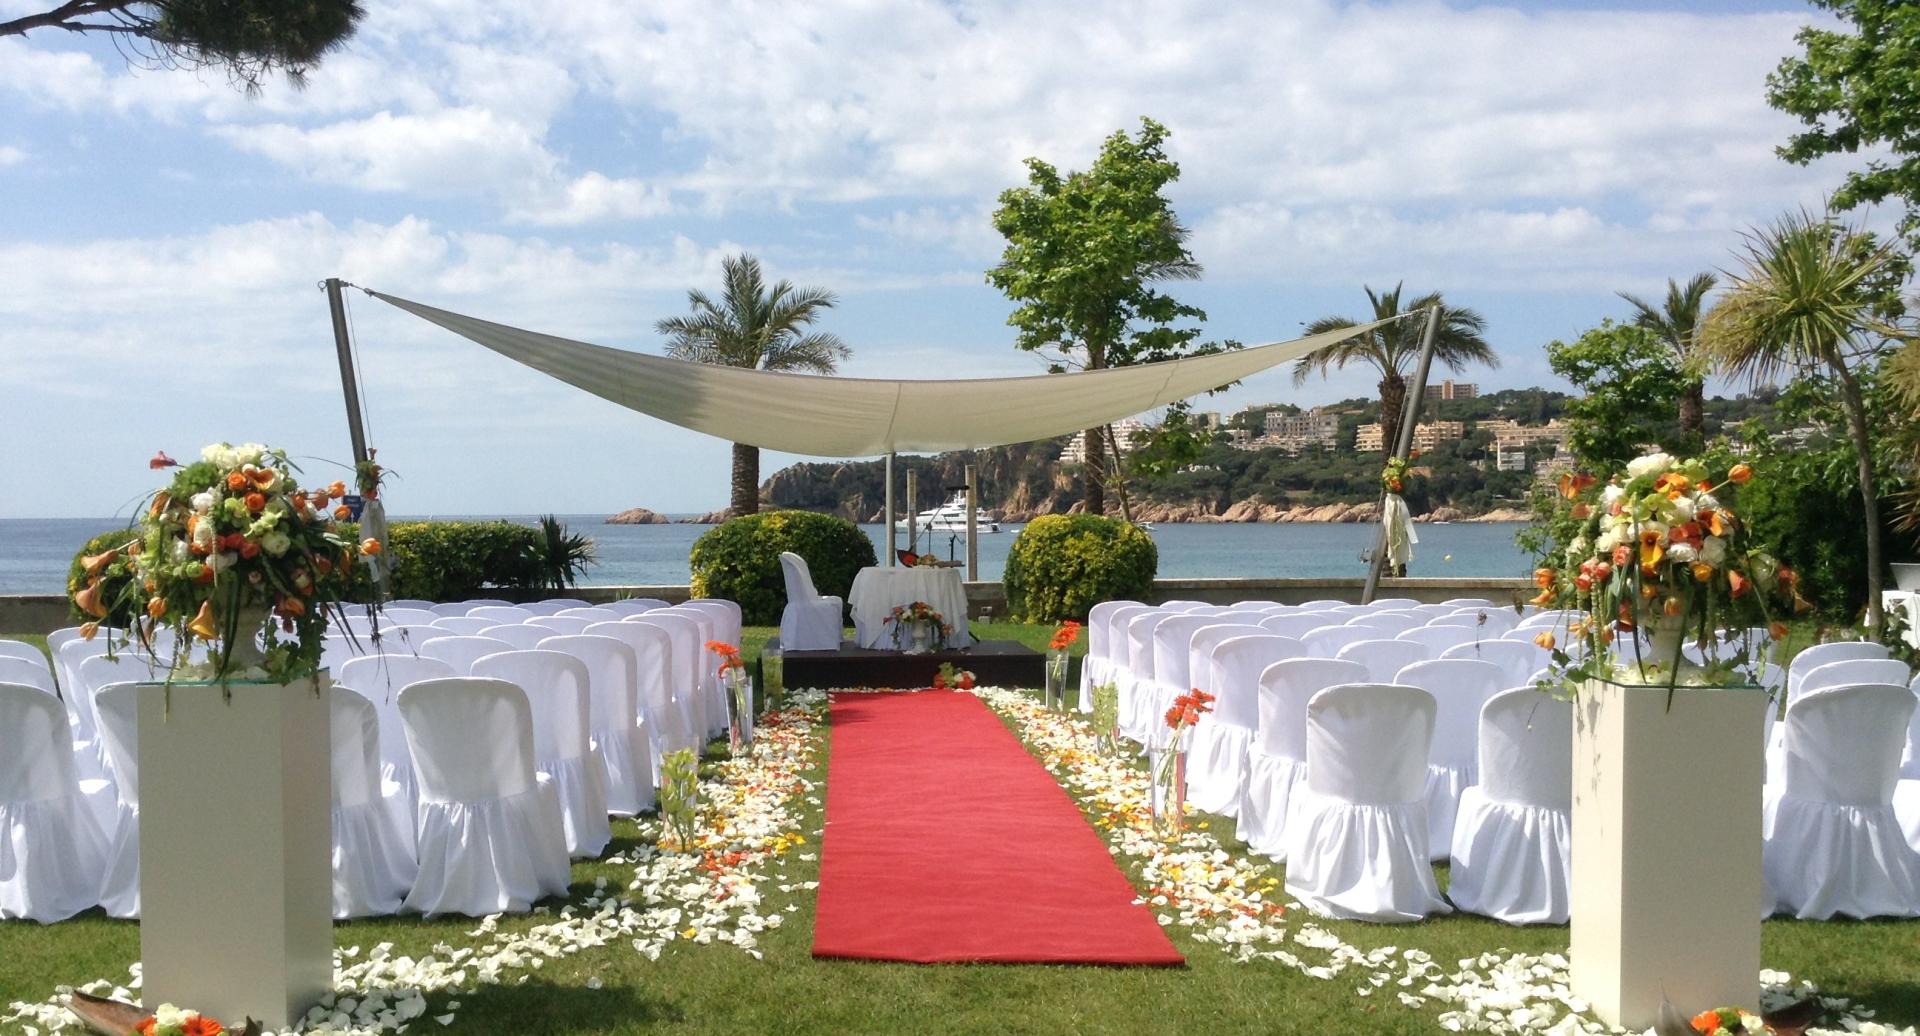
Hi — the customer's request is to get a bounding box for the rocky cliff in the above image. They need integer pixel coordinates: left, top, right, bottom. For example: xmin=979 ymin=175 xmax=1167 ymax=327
xmin=606 ymin=507 xmax=670 ymax=525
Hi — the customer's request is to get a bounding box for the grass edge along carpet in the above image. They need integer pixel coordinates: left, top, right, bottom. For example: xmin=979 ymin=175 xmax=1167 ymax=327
xmin=811 ymin=689 xmax=1184 ymax=966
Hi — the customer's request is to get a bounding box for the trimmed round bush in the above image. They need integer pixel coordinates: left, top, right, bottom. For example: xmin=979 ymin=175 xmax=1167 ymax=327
xmin=1003 ymin=514 xmax=1157 ymax=622
xmin=690 ymin=510 xmax=876 ymax=626
xmin=384 ymin=520 xmax=545 ymax=602
xmin=67 ymin=528 xmax=144 ymax=625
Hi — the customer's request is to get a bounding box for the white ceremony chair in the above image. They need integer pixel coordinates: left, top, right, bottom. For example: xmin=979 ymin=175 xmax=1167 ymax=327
xmin=1408 ymin=603 xmax=1455 ymax=619
xmin=92 ymin=683 xmax=142 ymax=919
xmin=589 ymin=621 xmax=691 ymax=762
xmin=328 ymin=687 xmax=415 ymax=919
xmin=58 ymin=638 xmax=116 ymax=735
xmin=605 ymin=598 xmax=669 ymax=617
xmin=1159 ymin=599 xmax=1210 ymax=612
xmin=1335 ymin=639 xmax=1429 ymax=685
xmin=386 ymin=599 xmax=437 ymax=611
xmin=0 ymin=640 xmax=50 ymax=674
xmin=528 ymin=615 xmax=593 ymax=637
xmin=1185 ymin=634 xmax=1302 ymax=817
xmin=1301 ymin=624 xmax=1374 ymax=660
xmin=1516 ymin=609 xmax=1583 ymax=631
xmin=1295 ymin=599 xmax=1348 ymax=612
xmin=478 ymin=624 xmax=552 ymax=651
xmin=1284 ymin=683 xmax=1451 ymax=922
xmin=0 ymin=684 xmax=109 ymax=922
xmin=1240 ymin=657 xmax=1370 ymax=859
xmin=1186 ymin=623 xmax=1271 ymax=701
xmin=1147 ymin=614 xmax=1232 ymax=748
xmin=1787 ymin=641 xmax=1890 ymax=704
xmin=399 ymin=678 xmax=572 ymax=916
xmin=0 ymin=656 xmax=56 ymax=695
xmin=625 ymin=612 xmax=711 ymax=739
xmin=1448 ymin=689 xmax=1573 ymax=924
xmin=1447 ymin=607 xmax=1520 ymax=633
xmin=1396 ymin=624 xmax=1481 ymax=656
xmin=45 ymin=626 xmax=91 ymax=686
xmin=417 ymin=635 xmax=516 ymax=675
xmin=469 ymin=605 xmax=535 ymax=625
xmin=543 ymin=633 xmax=660 ymax=812
xmin=668 ymin=605 xmax=727 ymax=732
xmin=1120 ymin=611 xmax=1179 ymax=742
xmin=461 ymin=598 xmax=514 ymax=609
xmin=1232 ymin=599 xmax=1283 ymax=611
xmin=1326 ymin=604 xmax=1375 ymax=618
xmin=380 ymin=607 xmax=439 ymax=625
xmin=1441 ymin=640 xmax=1552 ymax=690
xmin=539 ymin=598 xmax=592 ymax=611
xmin=558 ymin=606 xmax=624 ymax=622
xmin=473 ymin=650 xmax=613 ymax=858
xmin=336 ymin=652 xmax=457 ymax=840
xmin=1764 ymin=682 xmax=1920 ymax=920
xmin=684 ymin=599 xmax=744 ymax=650
xmin=78 ymin=653 xmax=156 ymax=778
xmin=429 ymin=615 xmax=497 ymax=637
xmin=1260 ymin=613 xmax=1332 ymax=641
xmin=516 ymin=602 xmax=566 ymax=617
xmin=1370 ymin=598 xmax=1422 ymax=611
xmin=1345 ymin=612 xmax=1422 ymax=636
xmin=1080 ymin=601 xmax=1137 ymax=711
xmin=1442 ymin=597 xmax=1499 ymax=609
xmin=1896 ymin=672 xmax=1920 ymax=852
xmin=778 ymin=552 xmax=844 ymax=651
xmin=428 ymin=602 xmax=475 ymax=618
xmin=1392 ymin=658 xmax=1505 ymax=859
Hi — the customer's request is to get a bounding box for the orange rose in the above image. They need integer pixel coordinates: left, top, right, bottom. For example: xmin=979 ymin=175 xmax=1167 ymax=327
xmin=137 ymin=1018 xmax=158 ymax=1036
xmin=1728 ymin=570 xmax=1749 ymax=597
xmin=239 ymin=539 xmax=260 ymax=559
xmin=1691 ymin=1010 xmax=1720 ymax=1035
xmin=1727 ymin=463 xmax=1752 ymax=484
xmin=278 ymin=596 xmax=306 ymax=617
xmin=226 ymin=472 xmax=248 ymax=491
xmin=333 ymin=505 xmax=351 ymax=520
xmin=1534 ymin=567 xmax=1555 ymax=589
xmin=147 ymin=596 xmax=167 ymax=619
xmin=182 ymin=1015 xmax=225 ymax=1036
xmin=1612 ymin=545 xmax=1632 ymax=568
xmin=1768 ymin=620 xmax=1789 ymax=641
xmin=244 ymin=492 xmax=266 ymax=512
xmin=1663 ymin=596 xmax=1683 ymax=616
xmin=360 ymin=538 xmax=383 ymax=556
xmin=1691 ymin=561 xmax=1714 ymax=582
xmin=328 ymin=480 xmax=348 ymax=498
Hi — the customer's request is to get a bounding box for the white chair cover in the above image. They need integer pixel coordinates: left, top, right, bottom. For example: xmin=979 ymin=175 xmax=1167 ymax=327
xmin=428 ymin=602 xmax=476 ymax=617
xmin=58 ymin=638 xmax=115 ymax=740
xmin=1901 ymin=672 xmax=1920 ymax=851
xmin=1764 ymin=682 xmax=1920 ymax=919
xmin=417 ymin=635 xmax=516 ymax=675
xmin=1158 ymin=600 xmax=1211 ymax=612
xmin=1335 ymin=639 xmax=1429 ymax=684
xmin=1369 ymin=598 xmax=1422 ymax=610
xmin=1448 ymin=689 xmax=1572 ymax=924
xmin=603 ymin=598 xmax=667 ymax=617
xmin=336 ymin=652 xmax=457 ymax=849
xmin=1442 ymin=597 xmax=1499 ymax=608
xmin=539 ymin=598 xmax=592 ymax=610
xmin=1408 ymin=603 xmax=1455 ymax=619
xmin=778 ymin=552 xmax=844 ymax=651
xmin=516 ymin=602 xmax=566 ymax=617
xmin=1392 ymin=658 xmax=1504 ymax=859
xmin=1284 ymin=683 xmax=1450 ymax=922
xmin=469 ymin=606 xmax=535 ymax=624
xmin=1187 ymin=623 xmax=1272 ymax=699
xmin=579 ymin=622 xmax=692 ymax=762
xmin=1232 ymin=599 xmax=1283 ymax=610
xmin=1770 ymin=651 xmax=1904 ymax=770
xmin=1079 ymin=600 xmax=1135 ymax=712
xmin=528 ymin=615 xmax=593 ymax=636
xmin=1395 ymin=624 xmax=1482 ymax=658
xmin=1440 ymin=640 xmax=1551 ymax=690
xmin=92 ymin=684 xmax=141 ymax=918
xmin=543 ymin=634 xmax=659 ymax=813
xmin=1240 ymin=657 xmax=1370 ymax=859
xmin=558 ymin=606 xmax=624 ymax=621
xmin=1256 ymin=613 xmax=1328 ymax=640
xmin=1516 ymin=609 xmax=1584 ymax=631
xmin=399 ymin=678 xmax=572 ymax=916
xmin=472 ymin=650 xmax=614 ymax=858
xmin=1185 ymin=635 xmax=1302 ymax=817
xmin=624 ymin=613 xmax=710 ymax=740
xmin=1346 ymin=613 xmax=1422 ymax=636
xmin=0 ymin=640 xmax=49 ymax=673
xmin=1326 ymin=604 xmax=1373 ymax=618
xmin=1301 ymin=625 xmax=1374 ymax=659
xmin=478 ymin=624 xmax=552 ymax=650
xmin=380 ymin=607 xmax=440 ymax=625
xmin=1146 ymin=614 xmax=1229 ymax=748
xmin=328 ymin=688 xmax=415 ymax=918
xmin=428 ymin=616 xmax=498 ymax=637
xmin=463 ymin=598 xmax=515 ymax=608
xmin=0 ymin=657 xmax=56 ymax=694
xmin=387 ymin=599 xmax=437 ymax=610
xmin=79 ymin=653 xmax=157 ymax=782
xmin=668 ymin=606 xmax=728 ymax=737
xmin=1119 ymin=611 xmax=1177 ymax=742
xmin=683 ymin=599 xmax=744 ymax=649
xmin=0 ymin=684 xmax=109 ymax=922
xmin=1296 ymin=599 xmax=1348 ymax=611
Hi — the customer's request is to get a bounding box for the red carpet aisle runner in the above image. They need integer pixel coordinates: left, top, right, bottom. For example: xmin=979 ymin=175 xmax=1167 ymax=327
xmin=811 ymin=690 xmax=1184 ymax=965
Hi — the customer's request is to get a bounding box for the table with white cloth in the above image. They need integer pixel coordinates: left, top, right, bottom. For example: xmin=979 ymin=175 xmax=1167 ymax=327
xmin=849 ymin=566 xmax=974 ymax=650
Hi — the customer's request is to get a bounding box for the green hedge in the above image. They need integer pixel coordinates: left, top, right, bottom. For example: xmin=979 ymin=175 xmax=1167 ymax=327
xmin=383 ymin=521 xmax=546 ymax=602
xmin=66 ymin=528 xmax=144 ymax=624
xmin=689 ymin=510 xmax=875 ymax=626
xmin=1003 ymin=514 xmax=1157 ymax=622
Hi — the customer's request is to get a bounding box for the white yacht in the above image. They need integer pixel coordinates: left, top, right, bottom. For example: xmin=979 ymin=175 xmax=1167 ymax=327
xmin=894 ymin=491 xmax=1001 ymax=535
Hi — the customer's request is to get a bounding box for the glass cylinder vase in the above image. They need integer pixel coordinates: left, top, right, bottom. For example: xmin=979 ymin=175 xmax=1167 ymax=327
xmin=1043 ymin=650 xmax=1069 ymax=711
xmin=726 ymin=670 xmax=754 ymax=754
xmin=1149 ymin=747 xmax=1186 ymax=839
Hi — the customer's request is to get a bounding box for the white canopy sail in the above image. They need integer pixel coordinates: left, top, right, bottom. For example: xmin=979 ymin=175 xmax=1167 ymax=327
xmin=371 ymin=290 xmax=1393 ymax=458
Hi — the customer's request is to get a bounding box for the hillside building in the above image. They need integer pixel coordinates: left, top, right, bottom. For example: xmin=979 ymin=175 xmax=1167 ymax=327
xmin=1059 ymin=418 xmax=1148 ymax=465
xmin=1355 ymin=420 xmax=1465 ymax=452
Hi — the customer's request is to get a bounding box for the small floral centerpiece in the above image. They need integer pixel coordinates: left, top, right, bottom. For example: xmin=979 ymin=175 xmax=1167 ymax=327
xmin=884 ymin=601 xmax=951 ymax=653
xmin=932 ymin=661 xmax=976 ymax=690
xmin=1044 ymin=620 xmax=1081 ymax=711
xmin=1534 ymin=452 xmax=1804 ymax=689
xmin=708 ymin=640 xmax=752 ymax=751
xmin=1689 ymin=1006 xmax=1765 ymax=1036
xmin=1381 ymin=452 xmax=1417 ymax=494
xmin=913 ymin=552 xmax=942 ymax=568
xmin=71 ymin=443 xmax=371 ymax=684
xmin=1151 ymin=688 xmax=1213 ymax=838
xmin=137 ymin=1003 xmax=227 ymax=1036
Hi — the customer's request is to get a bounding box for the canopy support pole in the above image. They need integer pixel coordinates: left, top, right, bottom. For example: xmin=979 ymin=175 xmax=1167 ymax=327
xmin=965 ymin=464 xmax=979 ymax=581
xmin=1361 ymin=305 xmax=1442 ymax=604
xmin=326 ymin=278 xmax=370 ymax=468
xmin=884 ymin=452 xmax=897 ymax=567
xmin=905 ymin=469 xmax=918 ymax=555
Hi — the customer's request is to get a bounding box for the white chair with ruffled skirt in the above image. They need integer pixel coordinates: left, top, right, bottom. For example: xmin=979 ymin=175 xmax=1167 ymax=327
xmin=1183 ymin=634 xmax=1302 ymax=818
xmin=1447 ymin=688 xmax=1572 ymax=924
xmin=472 ymin=650 xmax=614 ymax=859
xmin=0 ymin=684 xmax=109 ymax=922
xmin=1238 ymin=657 xmax=1369 ymax=859
xmin=328 ymin=687 xmax=415 ymax=919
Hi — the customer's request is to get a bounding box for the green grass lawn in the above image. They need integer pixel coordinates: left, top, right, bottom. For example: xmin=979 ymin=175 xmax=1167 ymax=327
xmin=2 ymin=624 xmax=1916 ymax=1034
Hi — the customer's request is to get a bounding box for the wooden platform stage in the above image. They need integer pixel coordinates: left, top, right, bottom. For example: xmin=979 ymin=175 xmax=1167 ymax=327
xmin=768 ymin=636 xmax=1044 ymax=690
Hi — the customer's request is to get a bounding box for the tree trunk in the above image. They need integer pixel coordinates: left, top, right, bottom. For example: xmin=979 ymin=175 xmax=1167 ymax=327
xmin=1103 ymin=424 xmax=1132 ymax=523
xmin=1832 ymin=361 xmax=1883 ymax=627
xmin=1378 ymin=371 xmax=1408 ymax=452
xmin=1678 ymin=379 xmax=1706 ymax=446
xmin=730 ymin=441 xmax=760 ymax=516
xmin=1083 ymin=343 xmax=1107 ymax=516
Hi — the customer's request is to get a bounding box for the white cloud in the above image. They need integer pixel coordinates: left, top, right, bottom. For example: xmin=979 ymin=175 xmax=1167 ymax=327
xmin=0 ymin=144 xmax=24 ymax=167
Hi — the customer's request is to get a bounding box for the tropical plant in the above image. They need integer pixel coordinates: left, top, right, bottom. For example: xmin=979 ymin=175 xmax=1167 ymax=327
xmin=0 ymin=0 xmax=364 ymax=93
xmin=657 ymin=254 xmax=850 ymax=517
xmin=988 ymin=117 xmax=1214 ymax=518
xmin=1701 ymin=210 xmax=1909 ymax=625
xmin=1618 ymin=273 xmax=1717 ymax=447
xmin=528 ymin=515 xmax=597 ymax=591
xmin=1294 ymin=284 xmax=1496 ymax=452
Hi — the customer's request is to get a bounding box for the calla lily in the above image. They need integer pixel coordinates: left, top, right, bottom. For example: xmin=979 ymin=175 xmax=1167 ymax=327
xmin=186 ymin=600 xmax=220 ymax=640
xmin=73 ymin=580 xmax=108 ymax=618
xmin=81 ymin=548 xmax=119 ymax=578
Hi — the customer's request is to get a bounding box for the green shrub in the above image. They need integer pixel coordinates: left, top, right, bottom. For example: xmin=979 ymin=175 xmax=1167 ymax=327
xmin=1003 ymin=514 xmax=1157 ymax=622
xmin=1740 ymin=451 xmax=1876 ymax=621
xmin=689 ymin=510 xmax=875 ymax=626
xmin=67 ymin=528 xmax=144 ymax=624
xmin=384 ymin=521 xmax=545 ymax=601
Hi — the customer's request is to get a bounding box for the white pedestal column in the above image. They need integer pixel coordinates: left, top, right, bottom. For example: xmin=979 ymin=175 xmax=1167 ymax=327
xmin=1570 ymin=679 xmax=1766 ymax=1030
xmin=137 ymin=676 xmax=332 ymax=1030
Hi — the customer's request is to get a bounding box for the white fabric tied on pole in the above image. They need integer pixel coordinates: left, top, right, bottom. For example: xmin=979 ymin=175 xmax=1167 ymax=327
xmin=1382 ymin=493 xmax=1418 ymax=569
xmin=368 ymin=290 xmax=1395 ymax=458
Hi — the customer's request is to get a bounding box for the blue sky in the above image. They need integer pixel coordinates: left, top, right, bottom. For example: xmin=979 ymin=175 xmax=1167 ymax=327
xmin=0 ymin=0 xmax=1882 ymax=519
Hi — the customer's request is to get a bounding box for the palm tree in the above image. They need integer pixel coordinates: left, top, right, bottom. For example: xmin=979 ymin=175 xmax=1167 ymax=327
xmin=1618 ymin=273 xmax=1717 ymax=446
xmin=657 ymin=254 xmax=851 ymax=516
xmin=1701 ymin=210 xmax=1905 ymax=627
xmin=1294 ymin=284 xmax=1496 ymax=449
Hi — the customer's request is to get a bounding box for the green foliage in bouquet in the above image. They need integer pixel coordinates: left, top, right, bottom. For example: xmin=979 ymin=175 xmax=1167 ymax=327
xmin=1003 ymin=514 xmax=1157 ymax=622
xmin=657 ymin=748 xmax=701 ymax=851
xmin=689 ymin=510 xmax=874 ymax=626
xmin=67 ymin=530 xmax=143 ymax=625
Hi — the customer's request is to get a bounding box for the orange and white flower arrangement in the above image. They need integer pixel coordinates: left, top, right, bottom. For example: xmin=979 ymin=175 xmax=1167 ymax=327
xmin=1537 ymin=452 xmax=1802 ymax=687
xmin=136 ymin=1003 xmax=225 ymax=1036
xmin=69 ymin=443 xmax=371 ymax=683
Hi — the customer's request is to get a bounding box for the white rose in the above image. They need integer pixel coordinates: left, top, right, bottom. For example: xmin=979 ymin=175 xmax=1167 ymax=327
xmin=1600 ymin=484 xmax=1625 ymax=507
xmin=1667 ymin=542 xmax=1698 ymax=563
xmin=262 ymin=530 xmax=292 ymax=556
xmin=1595 ymin=529 xmax=1620 ymax=553
xmin=1695 ymin=492 xmax=1721 ymax=512
xmin=210 ymin=550 xmax=238 ymax=572
xmin=1666 ymin=495 xmax=1696 ymax=521
xmin=1700 ymin=537 xmax=1727 ymax=566
xmin=190 ymin=491 xmax=215 ymax=514
xmin=191 ymin=519 xmax=216 ymax=551
xmin=1625 ymin=452 xmax=1673 ymax=480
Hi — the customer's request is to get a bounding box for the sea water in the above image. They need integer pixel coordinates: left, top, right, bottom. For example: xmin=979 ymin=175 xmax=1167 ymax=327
xmin=0 ymin=517 xmax=1533 ymax=595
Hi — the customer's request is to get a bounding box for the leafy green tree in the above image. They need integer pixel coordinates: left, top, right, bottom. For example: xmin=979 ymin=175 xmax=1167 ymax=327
xmin=0 ymin=1 xmax=364 ymax=92
xmin=988 ymin=117 xmax=1211 ymax=518
xmin=1618 ymin=273 xmax=1717 ymax=448
xmin=657 ymin=254 xmax=851 ymax=516
xmin=1701 ymin=211 xmax=1909 ymax=625
xmin=1768 ymin=1 xmax=1920 ymax=248
xmin=1294 ymin=284 xmax=1496 ymax=450
xmin=1547 ymin=319 xmax=1685 ymax=470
